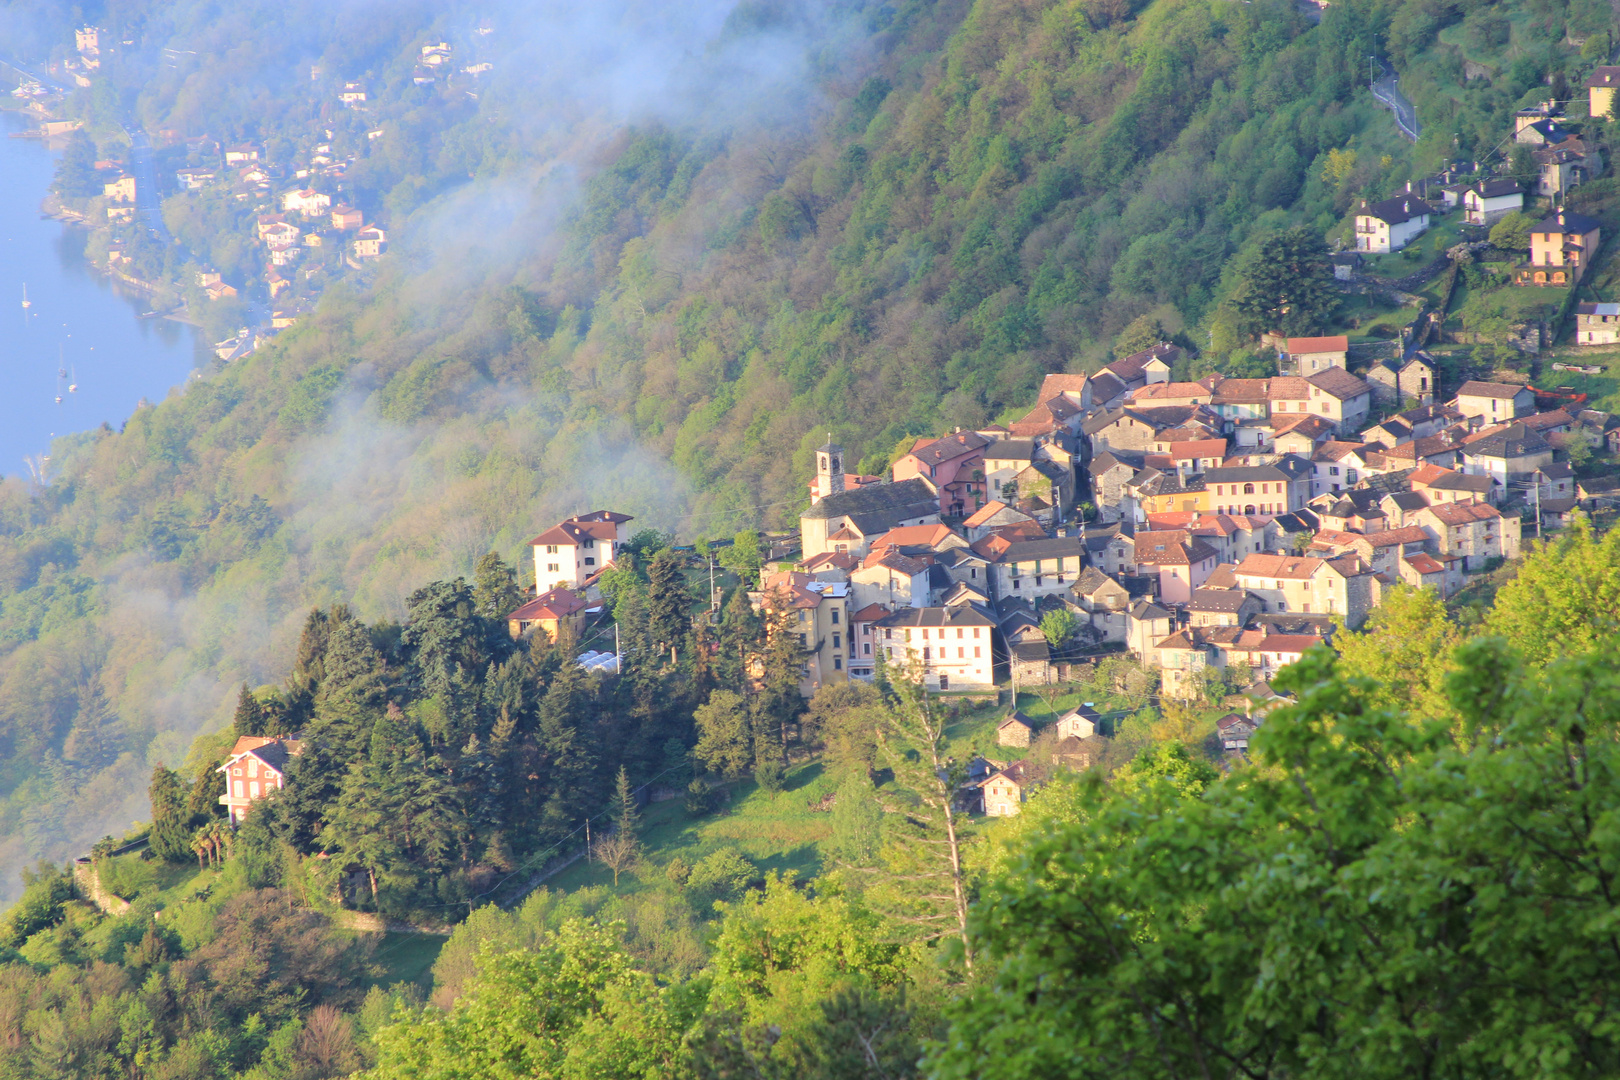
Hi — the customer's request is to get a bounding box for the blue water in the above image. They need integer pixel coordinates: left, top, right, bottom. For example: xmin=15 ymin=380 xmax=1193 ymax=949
xmin=0 ymin=113 xmax=198 ymax=476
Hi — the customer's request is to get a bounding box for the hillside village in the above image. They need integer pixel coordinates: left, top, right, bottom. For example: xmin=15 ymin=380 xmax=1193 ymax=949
xmin=213 ymin=330 xmax=1620 ymax=826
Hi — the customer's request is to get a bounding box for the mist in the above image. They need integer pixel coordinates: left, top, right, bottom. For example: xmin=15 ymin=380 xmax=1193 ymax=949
xmin=0 ymin=0 xmax=874 ymax=901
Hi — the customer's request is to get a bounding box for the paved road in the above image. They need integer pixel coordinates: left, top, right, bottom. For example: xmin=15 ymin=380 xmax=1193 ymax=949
xmin=123 ymin=126 xmax=173 ymax=244
xmin=1372 ymin=57 xmax=1420 ymax=142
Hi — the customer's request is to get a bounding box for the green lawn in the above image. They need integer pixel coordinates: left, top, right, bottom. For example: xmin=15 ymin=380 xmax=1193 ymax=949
xmin=367 ymin=931 xmax=446 ymax=991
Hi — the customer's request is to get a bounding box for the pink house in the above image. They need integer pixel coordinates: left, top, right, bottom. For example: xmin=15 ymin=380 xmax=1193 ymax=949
xmin=892 ymin=430 xmax=992 ymax=517
xmin=1132 ymin=529 xmax=1219 ymax=604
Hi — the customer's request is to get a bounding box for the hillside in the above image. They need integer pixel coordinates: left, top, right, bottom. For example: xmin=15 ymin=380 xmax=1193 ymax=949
xmin=0 ymin=0 xmax=1609 ymax=898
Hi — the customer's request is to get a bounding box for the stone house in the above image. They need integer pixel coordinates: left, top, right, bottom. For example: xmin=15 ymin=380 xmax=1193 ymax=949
xmin=892 ymin=430 xmax=992 ymax=517
xmin=997 ymin=711 xmax=1035 ymax=747
xmin=756 ymin=573 xmax=852 ymax=696
xmin=1454 ymin=381 xmax=1535 ymax=423
xmin=1071 ymin=566 xmax=1131 ymax=643
xmin=1205 ymin=458 xmax=1313 ymax=516
xmin=1231 ymin=553 xmax=1375 ymax=628
xmin=800 ymin=459 xmax=941 ymax=559
xmin=973 ymin=535 xmax=1087 ymax=603
xmin=1284 ymin=336 xmax=1349 ymax=375
xmin=1576 ymin=303 xmax=1620 ymax=346
xmin=1459 ymin=423 xmax=1554 ymax=487
xmin=980 ymin=760 xmax=1047 ymax=817
xmin=1413 ymin=502 xmax=1521 ymax=570
xmin=1365 ymin=355 xmax=1436 ymax=407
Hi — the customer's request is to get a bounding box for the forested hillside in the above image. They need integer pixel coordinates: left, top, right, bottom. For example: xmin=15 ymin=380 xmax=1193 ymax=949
xmin=0 ymin=0 xmax=1608 ymax=897
xmin=9 ymin=524 xmax=1620 ymax=1078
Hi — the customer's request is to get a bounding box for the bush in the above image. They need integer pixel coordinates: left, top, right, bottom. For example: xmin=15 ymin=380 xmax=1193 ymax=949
xmin=684 ymin=777 xmax=716 ymax=816
xmin=0 ymin=862 xmax=73 ymax=947
xmin=687 ymin=849 xmax=756 ymax=899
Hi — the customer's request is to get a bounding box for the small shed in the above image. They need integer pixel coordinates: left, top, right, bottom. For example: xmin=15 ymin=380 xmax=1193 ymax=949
xmin=997 ymin=711 xmax=1036 ymax=747
xmin=1055 ymin=704 xmax=1101 ymax=741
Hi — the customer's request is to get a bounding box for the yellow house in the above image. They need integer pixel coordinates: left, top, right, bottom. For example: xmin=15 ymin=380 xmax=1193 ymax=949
xmin=1587 ymin=67 xmax=1620 ymax=120
xmin=506 ymin=587 xmax=589 ymax=642
xmin=102 ymin=175 xmax=136 ymax=203
xmin=1517 ymin=210 xmax=1601 ymax=286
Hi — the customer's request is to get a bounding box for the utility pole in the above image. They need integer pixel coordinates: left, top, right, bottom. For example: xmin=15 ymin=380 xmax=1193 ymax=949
xmin=584 ymin=817 xmax=591 ymax=862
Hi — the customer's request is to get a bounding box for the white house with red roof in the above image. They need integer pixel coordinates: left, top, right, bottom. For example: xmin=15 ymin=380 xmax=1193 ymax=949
xmin=530 ymin=510 xmax=634 ymax=592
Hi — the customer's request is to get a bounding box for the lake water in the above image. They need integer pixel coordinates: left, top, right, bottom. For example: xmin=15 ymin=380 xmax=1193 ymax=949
xmin=0 ymin=113 xmax=198 ymax=477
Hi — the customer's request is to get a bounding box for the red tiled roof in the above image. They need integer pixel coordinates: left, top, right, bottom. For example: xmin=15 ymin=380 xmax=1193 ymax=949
xmin=508 ymin=587 xmax=588 ymax=622
xmin=1286 ymin=336 xmax=1349 ymax=354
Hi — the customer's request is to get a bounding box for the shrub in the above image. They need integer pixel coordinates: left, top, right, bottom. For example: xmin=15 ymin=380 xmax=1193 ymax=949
xmin=687 ymin=849 xmax=756 ymax=899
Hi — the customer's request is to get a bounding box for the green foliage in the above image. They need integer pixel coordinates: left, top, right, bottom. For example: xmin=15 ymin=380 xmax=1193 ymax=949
xmin=1489 ymin=209 xmax=1534 ymax=252
xmin=935 ymin=632 xmax=1620 ymax=1079
xmin=278 ymin=363 xmax=347 ymax=430
xmin=148 ymin=765 xmax=194 ymax=863
xmin=1225 ymin=226 xmax=1339 ymax=338
xmin=686 ymin=849 xmax=757 ymax=900
xmin=52 ymin=130 xmax=102 ymax=199
xmin=694 ymin=689 xmax=753 ymax=779
xmin=0 ymin=862 xmax=73 ymax=947
xmin=1039 ymin=609 xmax=1077 ymax=648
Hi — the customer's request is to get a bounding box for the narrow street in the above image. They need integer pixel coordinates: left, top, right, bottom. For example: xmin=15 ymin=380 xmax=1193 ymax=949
xmin=1371 ymin=57 xmax=1421 ymax=142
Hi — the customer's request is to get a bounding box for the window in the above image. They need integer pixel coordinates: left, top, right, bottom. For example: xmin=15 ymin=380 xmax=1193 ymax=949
xmin=834 ymin=657 xmax=842 ymax=670
xmin=830 ymin=610 xmax=840 ymax=625
xmin=939 ymin=675 xmax=949 ymax=691
xmin=956 ymin=627 xmax=963 ymax=638
xmin=248 ymin=758 xmax=258 ymax=777
xmin=1329 ymin=466 xmax=1339 ymax=476
xmin=1013 ymin=579 xmax=1022 ymax=590
xmin=583 ymin=539 xmax=594 ymax=548
xmin=233 ymin=781 xmax=244 ymax=798
xmin=958 ymin=647 xmax=965 ymax=658
xmin=1244 ymin=483 xmax=1255 ymax=494
xmin=832 ymin=633 xmax=841 ymax=649
xmin=545 ymin=545 xmax=558 ymax=554
xmin=547 ymin=563 xmax=559 ymax=572
xmin=864 ymin=643 xmax=871 ymax=655
xmin=974 ymin=646 xmax=981 ymax=658
xmin=923 ymin=648 xmax=931 ymax=660
xmin=799 ymin=634 xmax=807 ymax=647
xmin=250 ymin=781 xmax=260 ymax=798
xmin=1035 ymin=576 xmax=1043 ymax=587
xmin=584 ymin=557 xmax=596 ymax=566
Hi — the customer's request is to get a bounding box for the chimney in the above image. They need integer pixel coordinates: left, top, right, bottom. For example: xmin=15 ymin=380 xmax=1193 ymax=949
xmin=1406 ymin=180 xmax=1412 ymax=193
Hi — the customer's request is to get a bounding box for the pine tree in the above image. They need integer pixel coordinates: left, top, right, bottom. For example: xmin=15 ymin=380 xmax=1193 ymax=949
xmin=535 ymin=662 xmax=599 ymax=838
xmin=717 ymin=586 xmax=762 ymax=691
xmin=284 ymin=606 xmax=335 ymax=722
xmin=148 ymin=765 xmax=193 ymax=863
xmin=757 ymin=599 xmax=807 ymax=757
xmin=472 ymin=552 xmax=523 ymax=620
xmin=232 ymin=683 xmax=270 ymax=737
xmin=646 ymin=550 xmax=691 ymax=660
xmin=1229 ymin=226 xmax=1338 ymax=338
xmin=313 ymin=615 xmax=390 ymax=760
xmin=611 ymin=765 xmax=640 ymax=839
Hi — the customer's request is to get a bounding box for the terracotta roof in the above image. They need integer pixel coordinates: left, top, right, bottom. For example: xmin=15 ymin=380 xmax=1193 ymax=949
xmin=1423 ymin=501 xmax=1502 ymax=525
xmin=1234 ymin=553 xmax=1327 ymax=580
xmin=1131 ymin=381 xmax=1210 ymax=403
xmin=1404 ymin=552 xmax=1446 ymax=575
xmin=1312 ymin=441 xmax=1366 ymax=462
xmin=904 ymin=430 xmax=990 ymax=467
xmin=1267 ymin=376 xmax=1314 ymax=400
xmin=850 ymin=603 xmax=891 ymax=622
xmin=1036 ymin=373 xmax=1091 ymax=402
xmin=964 ymin=500 xmax=1014 ymax=527
xmin=1133 ymin=530 xmax=1218 ymax=565
xmin=1169 ymin=439 xmax=1228 ymax=459
xmin=529 ymin=519 xmax=617 ymax=546
xmin=508 ymin=587 xmax=589 ymax=622
xmin=1271 ymin=414 xmax=1336 ymax=440
xmin=867 ymin=523 xmax=959 ymax=550
xmin=1286 ymin=335 xmax=1349 ymax=354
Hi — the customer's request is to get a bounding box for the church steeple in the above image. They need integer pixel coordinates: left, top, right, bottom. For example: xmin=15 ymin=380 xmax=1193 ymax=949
xmin=815 ymin=436 xmax=844 ymax=503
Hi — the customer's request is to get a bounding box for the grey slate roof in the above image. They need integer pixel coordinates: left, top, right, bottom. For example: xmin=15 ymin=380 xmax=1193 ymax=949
xmin=801 ymin=477 xmax=939 ymax=524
